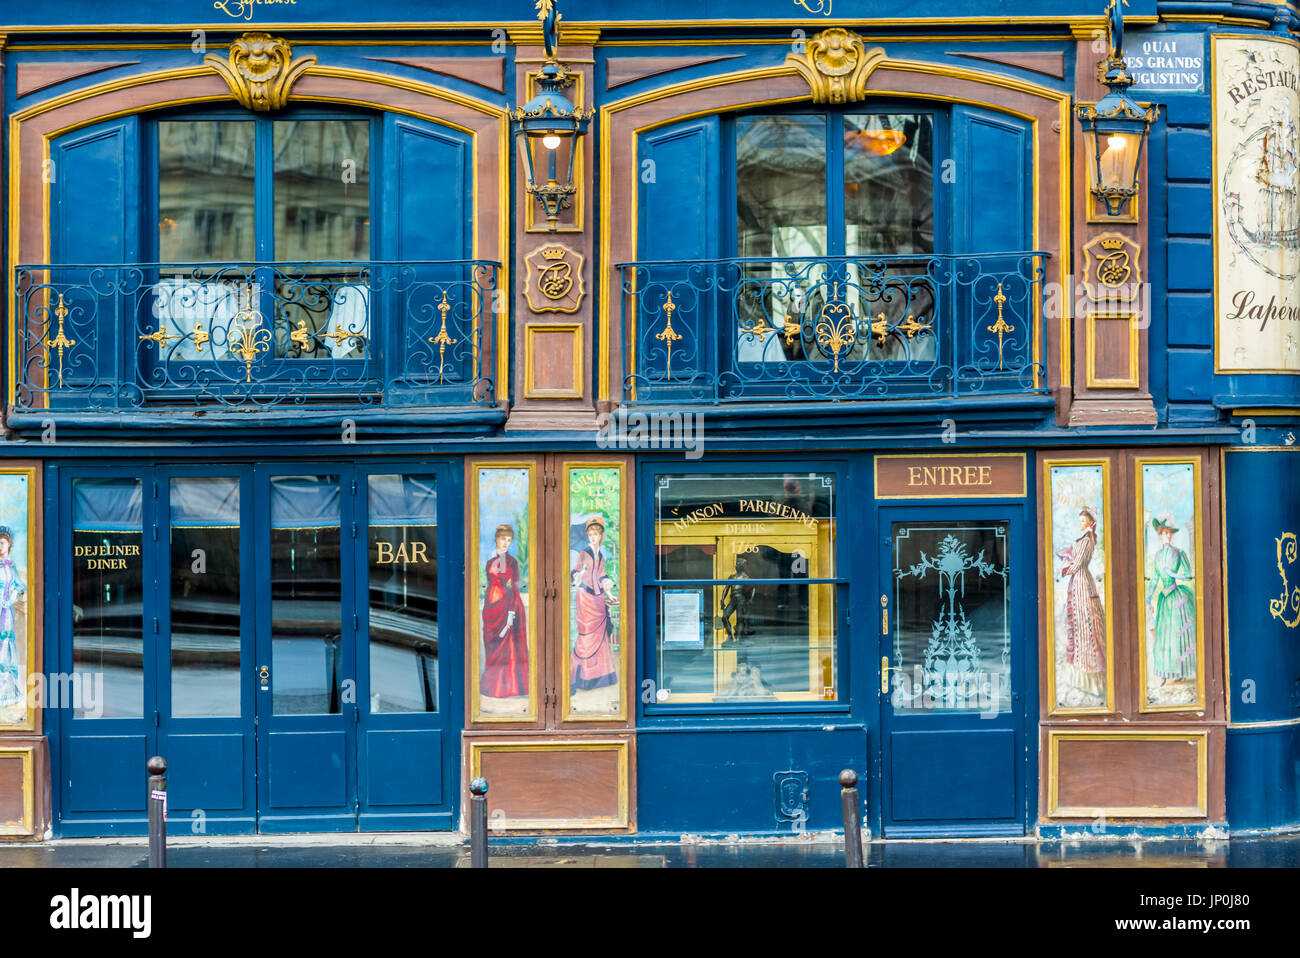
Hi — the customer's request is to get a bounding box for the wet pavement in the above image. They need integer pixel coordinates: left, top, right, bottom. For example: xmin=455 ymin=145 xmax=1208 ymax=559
xmin=1 ymin=834 xmax=1298 ymax=867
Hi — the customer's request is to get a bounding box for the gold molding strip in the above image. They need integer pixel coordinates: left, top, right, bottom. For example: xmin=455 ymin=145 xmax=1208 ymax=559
xmin=1047 ymin=730 xmax=1209 ymax=820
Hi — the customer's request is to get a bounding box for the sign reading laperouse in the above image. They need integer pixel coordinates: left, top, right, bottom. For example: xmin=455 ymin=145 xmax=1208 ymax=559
xmin=1213 ymin=35 xmax=1300 ymax=373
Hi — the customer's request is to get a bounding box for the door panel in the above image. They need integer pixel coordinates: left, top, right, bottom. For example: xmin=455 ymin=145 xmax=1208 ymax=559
xmin=158 ymin=469 xmax=256 ymax=832
xmin=256 ymin=469 xmax=357 ymax=831
xmin=59 ymin=472 xmax=155 ymax=827
xmin=879 ymin=508 xmax=1027 ymax=835
xmin=357 ymin=468 xmax=458 ymax=830
xmin=65 ymin=735 xmax=149 ymax=813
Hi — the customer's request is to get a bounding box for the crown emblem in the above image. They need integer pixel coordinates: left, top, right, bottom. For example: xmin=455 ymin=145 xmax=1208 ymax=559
xmin=1100 ymin=237 xmax=1126 ymax=250
xmin=540 ymin=246 xmax=567 ymax=260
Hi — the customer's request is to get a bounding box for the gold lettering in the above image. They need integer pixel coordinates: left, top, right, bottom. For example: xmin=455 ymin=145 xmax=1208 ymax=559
xmin=377 ymin=541 xmax=394 ymax=564
xmin=908 ymin=467 xmax=923 ymax=486
xmin=980 ymin=465 xmax=992 ymax=485
xmin=410 ymin=541 xmax=429 ymax=564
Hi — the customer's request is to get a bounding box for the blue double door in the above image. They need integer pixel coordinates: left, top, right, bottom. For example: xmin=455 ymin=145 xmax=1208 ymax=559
xmin=52 ymin=461 xmax=461 ymax=835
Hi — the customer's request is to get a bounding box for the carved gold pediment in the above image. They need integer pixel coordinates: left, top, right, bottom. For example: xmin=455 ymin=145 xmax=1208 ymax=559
xmin=205 ymin=33 xmax=317 ymax=112
xmin=786 ymin=28 xmax=886 ymax=105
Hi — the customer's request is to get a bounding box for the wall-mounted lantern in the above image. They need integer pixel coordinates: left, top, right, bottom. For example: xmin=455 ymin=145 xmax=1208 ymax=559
xmin=1076 ymin=0 xmax=1159 ymax=217
xmin=512 ymin=0 xmax=592 ymax=232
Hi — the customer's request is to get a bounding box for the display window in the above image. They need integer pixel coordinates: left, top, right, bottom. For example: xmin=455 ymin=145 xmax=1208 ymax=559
xmin=647 ymin=471 xmax=843 ymax=706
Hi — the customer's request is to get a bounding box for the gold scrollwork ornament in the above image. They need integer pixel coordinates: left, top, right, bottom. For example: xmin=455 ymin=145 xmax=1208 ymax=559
xmin=205 ymin=33 xmax=318 ymax=112
xmin=786 ymin=29 xmax=886 ymax=105
xmin=815 ymin=283 xmax=856 ymax=373
xmin=47 ymin=293 xmax=76 ymax=388
xmin=1271 ymin=532 xmax=1300 ymax=629
xmin=987 ymin=283 xmax=1016 ymax=371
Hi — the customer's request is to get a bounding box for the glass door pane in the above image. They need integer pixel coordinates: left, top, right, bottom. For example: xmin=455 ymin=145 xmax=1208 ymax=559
xmin=890 ymin=521 xmax=1011 ymax=713
xmin=367 ymin=474 xmax=439 ymax=713
xmin=273 ymin=120 xmax=372 ymax=362
xmin=71 ymin=478 xmax=145 ymax=718
xmin=169 ymin=477 xmax=242 ymax=717
xmin=270 ymin=475 xmax=343 ymax=714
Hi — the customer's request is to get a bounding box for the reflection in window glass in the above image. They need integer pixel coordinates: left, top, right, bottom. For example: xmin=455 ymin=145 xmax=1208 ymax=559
xmin=652 ymin=474 xmax=837 ymax=703
xmin=158 ymin=121 xmax=255 ymax=262
xmin=843 ymin=114 xmax=934 ymax=256
xmin=72 ymin=478 xmax=145 ymax=719
xmin=891 ymin=522 xmax=1010 ymax=713
xmin=368 ymin=475 xmax=439 ymax=714
xmin=170 ymin=478 xmax=241 ymax=718
xmin=270 ymin=475 xmax=342 ymax=715
xmin=737 ymin=115 xmax=828 ymax=260
xmin=273 ymin=120 xmax=372 ymax=361
xmin=274 ymin=120 xmax=370 ymax=262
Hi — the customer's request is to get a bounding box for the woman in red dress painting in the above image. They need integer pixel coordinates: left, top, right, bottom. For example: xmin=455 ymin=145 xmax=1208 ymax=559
xmin=1057 ymin=507 xmax=1107 ymax=700
xmin=481 ymin=524 xmax=529 ymax=698
xmin=570 ymin=518 xmax=618 ymax=692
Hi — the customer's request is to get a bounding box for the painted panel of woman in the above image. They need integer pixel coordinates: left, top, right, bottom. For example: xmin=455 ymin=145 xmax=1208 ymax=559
xmin=481 ymin=524 xmax=528 ymax=699
xmin=570 ymin=518 xmax=618 ymax=691
xmin=1057 ymin=508 xmax=1106 ymax=699
xmin=0 ymin=527 xmax=26 ymax=710
xmin=1147 ymin=514 xmax=1197 ymax=683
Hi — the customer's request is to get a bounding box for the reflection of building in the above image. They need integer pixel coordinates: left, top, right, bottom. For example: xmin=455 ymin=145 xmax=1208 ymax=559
xmin=0 ymin=0 xmax=1296 ymax=845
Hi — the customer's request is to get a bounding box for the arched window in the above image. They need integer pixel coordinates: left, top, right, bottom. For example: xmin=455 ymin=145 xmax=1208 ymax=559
xmin=629 ymin=101 xmax=1041 ymax=402
xmin=27 ymin=106 xmax=490 ymax=410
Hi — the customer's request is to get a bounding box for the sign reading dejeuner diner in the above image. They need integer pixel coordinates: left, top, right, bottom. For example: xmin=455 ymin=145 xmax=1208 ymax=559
xmin=1213 ymin=35 xmax=1300 ymax=373
xmin=874 ymin=454 xmax=1026 ymax=499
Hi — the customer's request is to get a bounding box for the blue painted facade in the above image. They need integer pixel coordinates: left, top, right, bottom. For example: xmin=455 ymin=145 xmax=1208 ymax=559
xmin=0 ymin=0 xmax=1297 ymax=840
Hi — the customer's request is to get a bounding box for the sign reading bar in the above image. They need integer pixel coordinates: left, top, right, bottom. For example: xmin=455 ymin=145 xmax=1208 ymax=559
xmin=875 ymin=454 xmax=1026 ymax=499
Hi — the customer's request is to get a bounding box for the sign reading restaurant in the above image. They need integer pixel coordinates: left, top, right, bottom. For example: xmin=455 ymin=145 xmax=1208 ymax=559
xmin=1213 ymin=35 xmax=1300 ymax=373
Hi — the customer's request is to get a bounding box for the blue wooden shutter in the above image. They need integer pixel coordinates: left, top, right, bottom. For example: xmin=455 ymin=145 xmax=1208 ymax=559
xmin=381 ymin=115 xmax=475 ymax=400
xmin=634 ymin=117 xmax=720 ymax=396
xmin=951 ymin=106 xmax=1035 ymax=384
xmin=45 ymin=117 xmax=141 ymax=401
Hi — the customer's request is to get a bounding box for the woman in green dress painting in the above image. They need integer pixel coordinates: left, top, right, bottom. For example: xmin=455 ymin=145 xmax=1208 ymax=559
xmin=1147 ymin=513 xmax=1196 ymax=684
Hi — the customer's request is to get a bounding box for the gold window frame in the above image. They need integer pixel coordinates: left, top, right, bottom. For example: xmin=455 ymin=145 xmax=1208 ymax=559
xmin=561 ymin=460 xmax=630 ymax=724
xmin=1042 ymin=457 xmax=1116 ymax=716
xmin=468 ymin=461 xmax=541 ymax=724
xmin=653 ymin=516 xmax=836 ymax=705
xmin=1134 ymin=455 xmax=1207 ymax=714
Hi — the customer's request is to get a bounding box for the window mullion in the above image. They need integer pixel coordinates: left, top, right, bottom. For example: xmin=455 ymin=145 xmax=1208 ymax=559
xmin=827 ymin=112 xmax=846 ymax=258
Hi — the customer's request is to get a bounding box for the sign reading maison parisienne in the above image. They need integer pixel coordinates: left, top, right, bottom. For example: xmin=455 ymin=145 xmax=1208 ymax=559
xmin=875 ymin=454 xmax=1026 ymax=499
xmin=1214 ymin=35 xmax=1300 ymax=373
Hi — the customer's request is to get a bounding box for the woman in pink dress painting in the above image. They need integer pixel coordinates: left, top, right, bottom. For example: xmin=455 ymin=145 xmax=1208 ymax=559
xmin=480 ymin=524 xmax=529 ymax=699
xmin=570 ymin=518 xmax=618 ymax=692
xmin=1056 ymin=507 xmax=1106 ymax=700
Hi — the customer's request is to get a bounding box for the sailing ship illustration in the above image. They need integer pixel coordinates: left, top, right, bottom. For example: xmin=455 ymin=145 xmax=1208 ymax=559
xmin=1245 ymin=119 xmax=1300 ymax=249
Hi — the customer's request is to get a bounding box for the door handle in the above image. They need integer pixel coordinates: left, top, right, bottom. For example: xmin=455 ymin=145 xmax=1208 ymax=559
xmin=881 ymin=656 xmax=903 ymax=695
xmin=880 ymin=593 xmax=888 ymax=635
xmin=258 ymin=664 xmax=270 ymax=691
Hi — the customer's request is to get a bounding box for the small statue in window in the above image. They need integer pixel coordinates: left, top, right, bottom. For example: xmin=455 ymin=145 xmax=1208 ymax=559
xmin=718 ymin=659 xmax=776 ymax=700
xmin=716 ymin=552 xmax=755 ymax=646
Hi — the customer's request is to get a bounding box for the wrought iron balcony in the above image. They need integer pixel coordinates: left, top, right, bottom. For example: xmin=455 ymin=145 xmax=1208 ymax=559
xmin=13 ymin=261 xmax=498 ymax=414
xmin=619 ymin=253 xmax=1049 ymax=404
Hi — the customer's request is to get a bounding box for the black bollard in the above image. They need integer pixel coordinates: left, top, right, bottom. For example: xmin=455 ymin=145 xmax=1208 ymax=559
xmin=839 ymin=769 xmax=863 ymax=868
xmin=147 ymin=756 xmax=167 ymax=869
xmin=469 ymin=777 xmax=489 ymax=868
